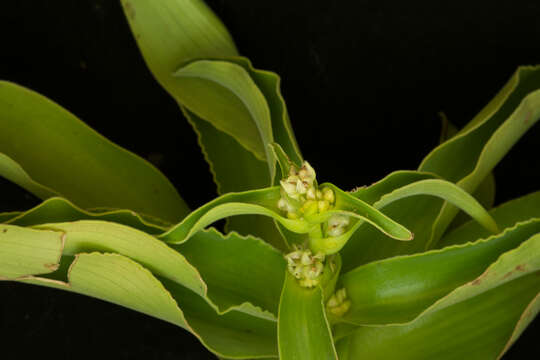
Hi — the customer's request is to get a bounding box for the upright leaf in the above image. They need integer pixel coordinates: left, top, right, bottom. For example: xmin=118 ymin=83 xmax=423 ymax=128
xmin=278 ymin=271 xmax=337 ymax=360
xmin=419 ymin=66 xmax=540 ymax=247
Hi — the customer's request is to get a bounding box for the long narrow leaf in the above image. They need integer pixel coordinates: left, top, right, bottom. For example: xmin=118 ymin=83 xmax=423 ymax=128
xmin=440 ymin=191 xmax=540 ymax=247
xmin=419 ymin=66 xmax=540 ymax=247
xmin=0 ymin=82 xmax=189 ymax=223
xmin=340 ymin=233 xmax=540 ymax=359
xmin=374 ymin=179 xmax=499 ymax=234
xmin=340 ymin=219 xmax=540 ymax=325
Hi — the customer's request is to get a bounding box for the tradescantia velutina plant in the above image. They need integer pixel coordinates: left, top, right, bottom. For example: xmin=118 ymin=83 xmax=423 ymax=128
xmin=1 ymin=0 xmax=540 ymax=359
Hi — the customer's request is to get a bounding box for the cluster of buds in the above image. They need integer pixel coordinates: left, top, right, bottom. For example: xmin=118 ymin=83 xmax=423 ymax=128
xmin=326 ymin=288 xmax=351 ymax=317
xmin=285 ymin=246 xmax=325 ymax=288
xmin=277 ymin=161 xmax=336 ymax=219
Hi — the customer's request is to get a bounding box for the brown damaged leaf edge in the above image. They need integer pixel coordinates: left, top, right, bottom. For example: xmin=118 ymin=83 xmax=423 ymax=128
xmin=0 ymin=228 xmax=65 ymax=280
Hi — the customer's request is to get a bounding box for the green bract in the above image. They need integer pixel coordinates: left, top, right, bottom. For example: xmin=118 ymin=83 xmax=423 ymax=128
xmin=1 ymin=1 xmax=539 ymax=359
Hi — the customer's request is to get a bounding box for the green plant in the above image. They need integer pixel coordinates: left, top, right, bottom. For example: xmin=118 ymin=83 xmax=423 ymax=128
xmin=1 ymin=0 xmax=540 ymax=358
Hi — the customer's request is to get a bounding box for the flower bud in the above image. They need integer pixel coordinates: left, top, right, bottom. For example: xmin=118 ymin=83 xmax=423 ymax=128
xmin=326 ymin=288 xmax=351 ymax=317
xmin=280 ymin=178 xmax=297 ymax=197
xmin=318 ymin=200 xmax=330 ymax=213
xmin=306 ymin=187 xmax=317 ymax=200
xmin=298 ymin=161 xmax=316 ymax=183
xmin=322 ymin=188 xmax=335 ymax=203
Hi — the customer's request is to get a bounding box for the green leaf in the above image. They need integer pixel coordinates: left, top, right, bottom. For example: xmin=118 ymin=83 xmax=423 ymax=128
xmin=172 ymin=228 xmax=286 ymax=318
xmin=120 ymin=0 xmax=238 ymax=84
xmin=2 ymin=197 xmax=168 ymax=234
xmin=374 ymin=179 xmax=498 ymax=234
xmin=499 ymin=292 xmax=540 ymax=358
xmin=439 ymin=191 xmax=540 ymax=247
xmin=227 ymin=57 xmax=303 ymax=172
xmin=160 ymin=275 xmax=279 ymax=359
xmin=160 ymin=187 xmax=312 ymax=244
xmin=28 ymin=252 xmax=190 ymax=328
xmin=22 ymin=252 xmax=278 ymax=359
xmin=339 ymin=232 xmax=540 ymax=360
xmin=0 ymin=225 xmax=63 ymax=279
xmin=340 ymin=178 xmax=498 ymax=272
xmin=181 ymin=108 xmax=285 ymax=250
xmin=159 ymin=183 xmax=412 ymax=256
xmin=33 ymin=220 xmax=206 ymax=296
xmin=270 ymin=142 xmax=294 ymax=180
xmin=324 ymin=183 xmax=413 ymax=241
xmin=278 ymin=271 xmax=337 ymax=360
xmin=419 ymin=66 xmax=540 ymax=247
xmin=0 ymin=81 xmax=189 ymax=223
xmin=13 ymin=216 xmax=282 ymax=318
xmin=350 ymin=170 xmax=438 ymax=205
xmin=448 ymin=172 xmax=496 ymax=231
xmin=340 ymin=218 xmax=540 ymax=325
xmin=173 ymin=60 xmax=275 ymax=168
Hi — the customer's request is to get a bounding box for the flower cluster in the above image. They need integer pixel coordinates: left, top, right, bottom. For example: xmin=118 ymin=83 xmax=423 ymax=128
xmin=277 ymin=161 xmax=335 ymax=219
xmin=285 ymin=246 xmax=325 ymax=288
xmin=326 ymin=288 xmax=351 ymax=316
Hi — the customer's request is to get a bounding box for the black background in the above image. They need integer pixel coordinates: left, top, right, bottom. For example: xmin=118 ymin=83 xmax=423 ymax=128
xmin=1 ymin=0 xmax=539 ymax=359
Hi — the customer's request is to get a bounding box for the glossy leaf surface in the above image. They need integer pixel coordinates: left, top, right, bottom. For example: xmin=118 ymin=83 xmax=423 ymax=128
xmin=340 ymin=233 xmax=540 ymax=359
xmin=340 ymin=219 xmax=540 ymax=325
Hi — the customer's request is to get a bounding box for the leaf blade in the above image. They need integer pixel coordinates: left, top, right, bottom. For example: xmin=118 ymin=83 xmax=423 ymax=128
xmin=0 ymin=81 xmax=189 ymax=223
xmin=278 ymin=271 xmax=337 ymax=360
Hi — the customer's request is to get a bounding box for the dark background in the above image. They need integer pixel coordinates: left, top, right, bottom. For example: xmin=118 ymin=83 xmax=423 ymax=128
xmin=1 ymin=0 xmax=539 ymax=359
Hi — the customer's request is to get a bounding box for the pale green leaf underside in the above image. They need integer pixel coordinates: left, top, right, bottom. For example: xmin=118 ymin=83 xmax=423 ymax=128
xmin=0 ymin=199 xmax=285 ymax=319
xmin=3 ymin=220 xmax=281 ymax=358
xmin=0 ymin=224 xmax=63 ymax=279
xmin=33 ymin=220 xmax=206 ymax=297
xmin=278 ymin=271 xmax=337 ymax=360
xmin=374 ymin=179 xmax=499 ymax=234
xmin=341 ymin=218 xmax=540 ymax=325
xmin=21 ymin=251 xmax=277 ymax=359
xmin=350 ymin=170 xmax=438 ymax=205
xmin=440 ymin=190 xmax=540 ymax=247
xmin=0 ymin=81 xmax=188 ymax=223
xmin=340 ymin=232 xmax=540 ymax=359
